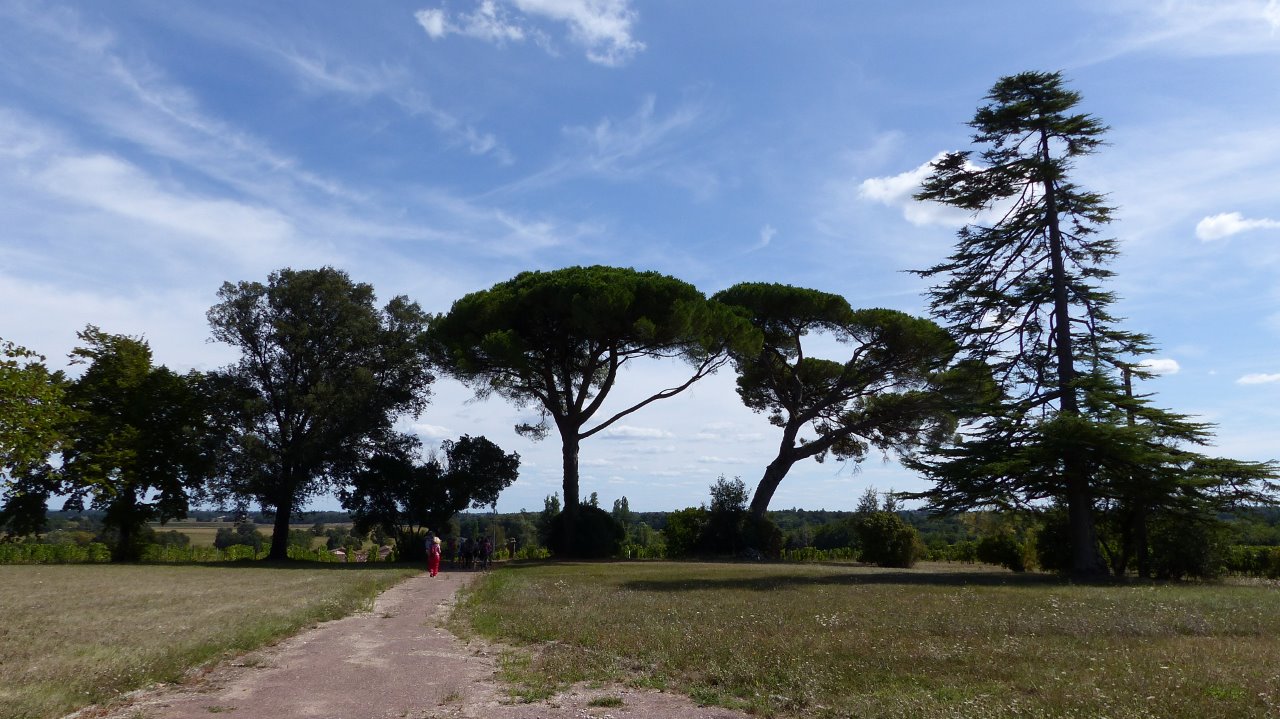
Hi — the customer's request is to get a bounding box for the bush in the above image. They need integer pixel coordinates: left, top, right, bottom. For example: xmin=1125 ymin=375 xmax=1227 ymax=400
xmin=854 ymin=512 xmax=924 ymax=568
xmin=976 ymin=530 xmax=1033 ymax=572
xmin=1149 ymin=515 xmax=1230 ymax=580
xmin=1033 ymin=512 xmax=1073 ymax=574
xmin=546 ymin=506 xmax=625 ymax=558
xmin=214 ymin=522 xmax=266 ymax=552
xmin=742 ymin=514 xmax=784 ymax=559
xmin=662 ymin=507 xmax=709 ymax=558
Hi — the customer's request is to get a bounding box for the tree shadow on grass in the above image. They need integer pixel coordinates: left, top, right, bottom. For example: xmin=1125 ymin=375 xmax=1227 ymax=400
xmin=618 ymin=569 xmax=1070 ymax=593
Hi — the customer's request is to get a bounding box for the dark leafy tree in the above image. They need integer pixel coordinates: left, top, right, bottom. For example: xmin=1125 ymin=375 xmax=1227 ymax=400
xmin=429 ymin=265 xmax=758 ymax=512
xmin=0 ymin=339 xmax=68 ymax=538
xmin=58 ymin=327 xmax=218 ymax=560
xmin=909 ymin=71 xmax=1278 ymax=577
xmin=713 ymin=283 xmax=971 ymax=519
xmin=207 ymin=267 xmax=435 ymax=560
xmin=343 ymin=435 xmax=519 ymax=562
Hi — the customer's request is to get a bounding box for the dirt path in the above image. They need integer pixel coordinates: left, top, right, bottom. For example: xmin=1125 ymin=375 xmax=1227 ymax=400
xmin=80 ymin=570 xmax=748 ymax=719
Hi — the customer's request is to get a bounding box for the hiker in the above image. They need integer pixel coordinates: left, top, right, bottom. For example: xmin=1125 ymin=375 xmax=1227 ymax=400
xmin=428 ymin=535 xmax=442 ymax=577
xmin=479 ymin=537 xmax=493 ymax=570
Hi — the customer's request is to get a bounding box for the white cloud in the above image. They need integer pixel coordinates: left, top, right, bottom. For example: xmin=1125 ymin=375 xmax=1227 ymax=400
xmin=1238 ymin=373 xmax=1280 ymax=385
xmin=748 ymin=224 xmax=776 ymax=252
xmin=412 ymin=423 xmax=454 ymax=439
xmin=1139 ymin=358 xmax=1181 ymax=375
xmin=600 ymin=424 xmax=674 ymax=440
xmin=1088 ymin=0 xmax=1280 ymax=62
xmin=1195 ymin=211 xmax=1280 ymax=241
xmin=857 ymin=152 xmax=974 ymax=227
xmin=696 ymin=455 xmax=749 ymax=465
xmin=510 ymin=0 xmax=644 ymax=66
xmin=414 ymin=0 xmax=643 ymax=66
xmin=415 ymin=9 xmax=448 ymax=38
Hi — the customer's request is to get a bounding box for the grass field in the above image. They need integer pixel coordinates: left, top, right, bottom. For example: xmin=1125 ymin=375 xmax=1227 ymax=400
xmin=455 ymin=561 xmax=1280 ymax=718
xmin=146 ymin=522 xmax=355 ymax=549
xmin=0 ymin=563 xmax=417 ymax=719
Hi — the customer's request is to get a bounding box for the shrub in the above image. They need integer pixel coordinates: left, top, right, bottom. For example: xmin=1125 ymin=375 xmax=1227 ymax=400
xmin=742 ymin=514 xmax=784 ymax=559
xmin=1149 ymin=514 xmax=1230 ymax=580
xmin=546 ymin=506 xmax=625 ymax=558
xmin=1033 ymin=512 xmax=1073 ymax=574
xmin=976 ymin=530 xmax=1033 ymax=572
xmin=854 ymin=512 xmax=924 ymax=568
xmin=662 ymin=507 xmax=709 ymax=558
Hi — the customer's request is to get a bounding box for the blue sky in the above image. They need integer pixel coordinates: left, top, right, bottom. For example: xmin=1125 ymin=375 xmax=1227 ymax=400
xmin=3 ymin=0 xmax=1279 ymax=513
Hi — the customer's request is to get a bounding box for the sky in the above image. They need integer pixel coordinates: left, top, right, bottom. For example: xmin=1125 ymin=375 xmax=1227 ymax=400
xmin=3 ymin=0 xmax=1280 ymax=513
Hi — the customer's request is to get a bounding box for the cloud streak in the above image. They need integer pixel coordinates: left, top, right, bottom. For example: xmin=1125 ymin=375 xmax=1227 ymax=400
xmin=415 ymin=0 xmax=644 ymax=66
xmin=1195 ymin=212 xmax=1280 ymax=241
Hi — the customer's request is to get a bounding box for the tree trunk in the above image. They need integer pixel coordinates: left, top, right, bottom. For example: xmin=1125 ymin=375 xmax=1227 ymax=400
xmin=749 ymin=455 xmax=796 ymax=520
xmin=268 ymin=495 xmax=293 ymax=561
xmin=1041 ymin=130 xmax=1106 ymax=578
xmin=561 ymin=431 xmax=581 ymax=512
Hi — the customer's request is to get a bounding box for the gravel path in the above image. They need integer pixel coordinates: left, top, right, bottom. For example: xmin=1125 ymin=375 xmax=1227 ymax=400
xmin=78 ymin=569 xmax=748 ymax=719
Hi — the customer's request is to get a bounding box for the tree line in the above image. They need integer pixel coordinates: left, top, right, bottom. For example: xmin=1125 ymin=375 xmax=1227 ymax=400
xmin=2 ymin=70 xmax=1276 ymax=574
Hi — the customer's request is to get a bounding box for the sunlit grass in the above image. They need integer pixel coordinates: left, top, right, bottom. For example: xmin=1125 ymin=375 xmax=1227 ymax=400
xmin=0 ymin=563 xmax=416 ymax=719
xmin=455 ymin=561 xmax=1280 ymax=718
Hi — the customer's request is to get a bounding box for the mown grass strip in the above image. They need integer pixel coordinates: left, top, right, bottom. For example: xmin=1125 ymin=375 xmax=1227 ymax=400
xmin=0 ymin=563 xmax=417 ymax=719
xmin=455 ymin=561 xmax=1280 ymax=718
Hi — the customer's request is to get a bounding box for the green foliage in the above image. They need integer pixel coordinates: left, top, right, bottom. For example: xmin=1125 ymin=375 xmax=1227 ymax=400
xmin=0 ymin=541 xmax=110 ymax=564
xmin=215 ymin=522 xmax=267 ymax=552
xmin=429 ymin=265 xmax=758 ymax=511
xmin=975 ymin=530 xmax=1033 ymax=573
xmin=854 ymin=511 xmax=924 ymax=568
xmin=713 ymin=283 xmax=963 ymax=518
xmin=661 ymin=507 xmax=708 ymax=558
xmin=207 ymin=266 xmax=435 ymax=559
xmin=57 ymin=326 xmax=218 ymax=561
xmin=344 ymin=434 xmax=519 ymax=562
xmin=546 ymin=506 xmax=624 ymax=558
xmin=1148 ymin=513 xmax=1231 ymax=580
xmin=0 ymin=339 xmax=68 ymax=538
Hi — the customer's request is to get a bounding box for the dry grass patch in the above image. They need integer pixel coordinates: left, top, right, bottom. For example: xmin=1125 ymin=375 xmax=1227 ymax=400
xmin=0 ymin=563 xmax=416 ymax=719
xmin=456 ymin=561 xmax=1280 ymax=718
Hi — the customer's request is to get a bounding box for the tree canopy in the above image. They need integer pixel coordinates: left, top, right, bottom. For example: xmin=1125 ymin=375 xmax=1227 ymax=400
xmin=343 ymin=434 xmax=519 ymax=561
xmin=909 ymin=71 xmax=1278 ymax=576
xmin=207 ymin=267 xmax=435 ymax=560
xmin=714 ymin=282 xmax=970 ymax=519
xmin=429 ymin=265 xmax=758 ymax=512
xmin=58 ymin=327 xmax=218 ymax=560
xmin=0 ymin=339 xmax=68 ymax=538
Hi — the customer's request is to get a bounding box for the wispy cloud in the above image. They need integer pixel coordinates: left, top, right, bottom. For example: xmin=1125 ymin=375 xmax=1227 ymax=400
xmin=748 ymin=224 xmax=776 ymax=252
xmin=415 ymin=0 xmax=644 ymax=66
xmin=1238 ymin=373 xmax=1280 ymax=385
xmin=600 ymin=425 xmax=675 ymax=440
xmin=1087 ymin=0 xmax=1280 ymax=62
xmin=1195 ymin=211 xmax=1280 ymax=241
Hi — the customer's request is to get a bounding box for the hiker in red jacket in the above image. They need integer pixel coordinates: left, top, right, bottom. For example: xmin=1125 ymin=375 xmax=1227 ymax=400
xmin=428 ymin=535 xmax=442 ymax=577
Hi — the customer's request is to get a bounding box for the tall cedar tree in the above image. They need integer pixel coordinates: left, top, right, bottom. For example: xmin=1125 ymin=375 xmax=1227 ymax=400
xmin=60 ymin=327 xmax=217 ymax=560
xmin=910 ymin=71 xmax=1145 ymax=576
xmin=207 ymin=267 xmax=434 ymax=560
xmin=713 ymin=283 xmax=972 ymax=519
xmin=429 ymin=265 xmax=757 ymax=512
xmin=909 ymin=71 xmax=1279 ymax=577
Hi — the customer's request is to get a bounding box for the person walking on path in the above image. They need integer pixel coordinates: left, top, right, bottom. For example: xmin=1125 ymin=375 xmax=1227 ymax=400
xmin=427 ymin=535 xmax=442 ymax=577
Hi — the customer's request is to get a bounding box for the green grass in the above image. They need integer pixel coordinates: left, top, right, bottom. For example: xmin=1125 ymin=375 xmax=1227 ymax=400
xmin=454 ymin=561 xmax=1280 ymax=718
xmin=0 ymin=563 xmax=417 ymax=719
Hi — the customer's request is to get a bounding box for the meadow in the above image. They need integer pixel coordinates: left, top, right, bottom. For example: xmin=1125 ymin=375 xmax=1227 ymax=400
xmin=0 ymin=563 xmax=416 ymax=719
xmin=455 ymin=561 xmax=1280 ymax=718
